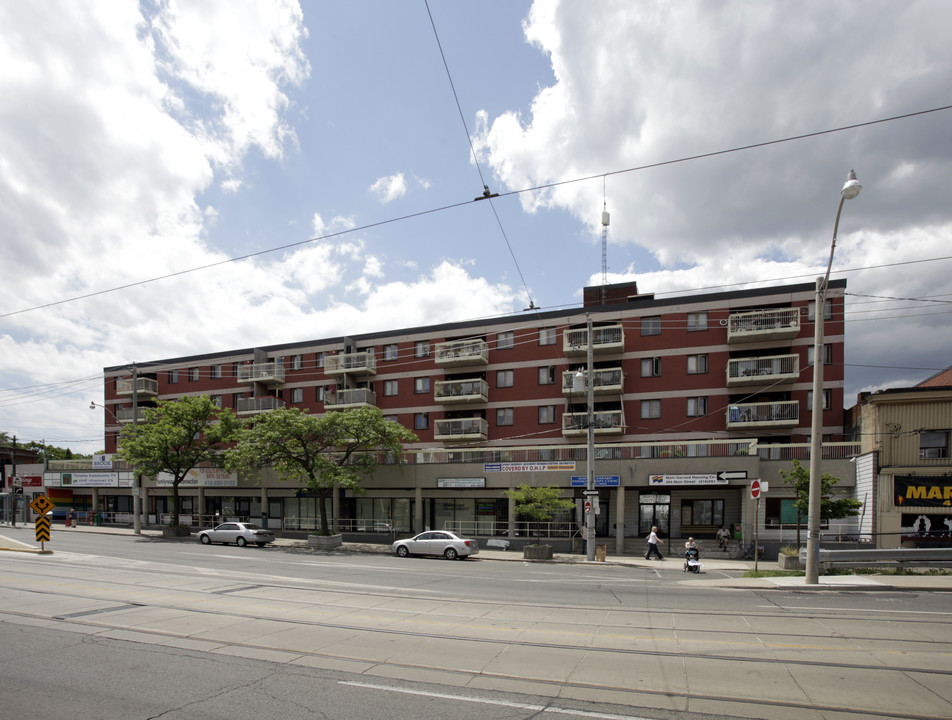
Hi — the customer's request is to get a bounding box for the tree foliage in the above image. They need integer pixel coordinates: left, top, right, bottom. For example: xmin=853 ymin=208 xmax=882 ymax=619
xmin=117 ymin=396 xmax=241 ymax=527
xmin=225 ymin=406 xmax=417 ymax=536
xmin=780 ymin=459 xmax=863 ymax=546
xmin=504 ymin=484 xmax=576 ymax=522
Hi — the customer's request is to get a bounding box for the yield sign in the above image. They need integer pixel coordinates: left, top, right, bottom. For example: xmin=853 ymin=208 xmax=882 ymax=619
xmin=750 ymin=479 xmax=762 ymax=500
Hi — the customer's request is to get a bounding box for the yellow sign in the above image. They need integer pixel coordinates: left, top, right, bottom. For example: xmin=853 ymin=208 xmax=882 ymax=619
xmin=35 ymin=516 xmax=51 ymax=542
xmin=30 ymin=495 xmax=54 ymax=515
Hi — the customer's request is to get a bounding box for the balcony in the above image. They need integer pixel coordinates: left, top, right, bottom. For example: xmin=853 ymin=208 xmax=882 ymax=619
xmin=726 ymin=354 xmax=799 ymax=386
xmin=434 ymin=378 xmax=489 ymax=404
xmin=562 ymin=410 xmax=624 ymax=436
xmin=562 ymin=368 xmax=624 ymax=396
xmin=726 ymin=401 xmax=799 ymax=429
xmin=434 ymin=339 xmax=489 ymax=367
xmin=115 ymin=406 xmax=151 ymax=424
xmin=563 ymin=325 xmax=624 ymax=355
xmin=116 ymin=377 xmax=158 ymax=397
xmin=324 ymin=387 xmax=377 ymax=410
xmin=237 ymin=362 xmax=286 ymax=385
xmin=727 ymin=308 xmax=800 ymax=344
xmin=434 ymin=417 xmax=489 ymax=441
xmin=236 ymin=397 xmax=286 ymax=415
xmin=324 ymin=351 xmax=376 ymax=376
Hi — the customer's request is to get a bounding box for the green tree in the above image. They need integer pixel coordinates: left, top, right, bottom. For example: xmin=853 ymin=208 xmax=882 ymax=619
xmin=117 ymin=396 xmax=241 ymax=529
xmin=225 ymin=406 xmax=417 ymax=536
xmin=780 ymin=459 xmax=863 ymax=546
xmin=504 ymin=484 xmax=576 ymax=537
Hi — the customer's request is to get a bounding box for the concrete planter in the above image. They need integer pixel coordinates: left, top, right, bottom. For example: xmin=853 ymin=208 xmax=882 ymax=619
xmin=778 ymin=553 xmax=800 ymax=570
xmin=307 ymin=534 xmax=343 ymax=550
xmin=523 ymin=544 xmax=553 ymax=560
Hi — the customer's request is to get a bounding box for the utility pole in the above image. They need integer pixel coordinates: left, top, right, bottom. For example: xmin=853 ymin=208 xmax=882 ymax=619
xmin=585 ymin=314 xmax=596 ymax=562
xmin=11 ymin=435 xmax=16 ymax=527
xmin=132 ymin=364 xmax=142 ymax=534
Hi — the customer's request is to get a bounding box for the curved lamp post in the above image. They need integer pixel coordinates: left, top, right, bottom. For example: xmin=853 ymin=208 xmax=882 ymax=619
xmin=89 ymin=400 xmax=142 ymax=535
xmin=805 ymin=170 xmax=862 ymax=584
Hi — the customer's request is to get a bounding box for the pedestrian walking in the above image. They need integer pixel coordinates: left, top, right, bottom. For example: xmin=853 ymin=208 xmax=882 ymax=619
xmin=644 ymin=526 xmax=664 ymax=560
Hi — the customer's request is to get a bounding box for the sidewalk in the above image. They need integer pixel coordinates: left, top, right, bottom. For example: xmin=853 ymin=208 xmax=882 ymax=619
xmin=3 ymin=523 xmax=951 ymax=592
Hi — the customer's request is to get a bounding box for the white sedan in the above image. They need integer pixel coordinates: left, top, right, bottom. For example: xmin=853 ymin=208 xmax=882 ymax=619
xmin=392 ymin=531 xmax=479 ymax=560
xmin=197 ymin=522 xmax=275 ymax=547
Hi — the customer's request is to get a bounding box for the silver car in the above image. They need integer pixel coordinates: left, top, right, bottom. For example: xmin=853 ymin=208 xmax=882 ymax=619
xmin=197 ymin=522 xmax=275 ymax=547
xmin=391 ymin=531 xmax=479 ymax=560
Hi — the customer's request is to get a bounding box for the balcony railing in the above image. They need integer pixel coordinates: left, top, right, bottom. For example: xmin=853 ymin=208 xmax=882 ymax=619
xmin=237 ymin=362 xmax=286 ymax=385
xmin=434 ymin=378 xmax=489 ymax=404
xmin=115 ymin=406 xmax=151 ymax=423
xmin=116 ymin=377 xmax=158 ymax=397
xmin=324 ymin=351 xmax=376 ymax=376
xmin=562 ymin=410 xmax=624 ymax=436
xmin=726 ymin=401 xmax=799 ymax=428
xmin=236 ymin=396 xmax=286 ymax=415
xmin=324 ymin=387 xmax=376 ymax=410
xmin=727 ymin=308 xmax=800 ymax=344
xmin=434 ymin=417 xmax=489 ymax=441
xmin=726 ymin=354 xmax=799 ymax=386
xmin=562 ymin=368 xmax=624 ymax=395
xmin=563 ymin=325 xmax=624 ymax=355
xmin=434 ymin=339 xmax=489 ymax=367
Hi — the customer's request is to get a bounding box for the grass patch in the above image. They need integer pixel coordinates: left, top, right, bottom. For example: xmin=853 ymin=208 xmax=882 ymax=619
xmin=743 ymin=567 xmax=952 ymax=578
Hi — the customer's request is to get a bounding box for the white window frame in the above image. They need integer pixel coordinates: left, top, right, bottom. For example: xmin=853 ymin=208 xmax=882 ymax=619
xmin=687 ymin=397 xmax=708 ymax=417
xmin=687 ymin=312 xmax=708 ymax=332
xmin=383 ymin=380 xmax=399 ymax=397
xmin=538 ymin=328 xmax=556 ymax=345
xmin=641 ymin=399 xmax=661 ymax=419
xmin=687 ymin=354 xmax=708 ymax=375
xmin=414 ymin=341 xmax=430 ymax=358
xmin=641 ymin=357 xmax=662 ymax=377
xmin=291 ymin=387 xmax=304 ymax=403
xmin=641 ymin=316 xmax=661 ymax=336
xmin=497 ymin=332 xmax=514 ymax=349
xmin=496 ymin=369 xmax=514 ymax=388
xmin=384 ymin=344 xmax=399 ymax=361
xmin=496 ymin=408 xmax=514 ymax=426
xmin=414 ymin=377 xmax=430 ymax=394
xmin=538 ymin=405 xmax=557 ymax=424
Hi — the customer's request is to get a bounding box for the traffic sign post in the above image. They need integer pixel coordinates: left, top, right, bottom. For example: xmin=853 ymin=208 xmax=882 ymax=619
xmin=749 ymin=481 xmax=765 ymax=571
xmin=30 ymin=495 xmax=55 ymax=551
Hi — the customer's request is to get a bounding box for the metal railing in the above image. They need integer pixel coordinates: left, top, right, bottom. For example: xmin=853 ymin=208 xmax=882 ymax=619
xmin=443 ymin=520 xmax=579 ymax=539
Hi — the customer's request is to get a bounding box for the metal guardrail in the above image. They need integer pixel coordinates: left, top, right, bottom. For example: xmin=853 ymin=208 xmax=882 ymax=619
xmin=800 ymin=547 xmax=952 ymax=566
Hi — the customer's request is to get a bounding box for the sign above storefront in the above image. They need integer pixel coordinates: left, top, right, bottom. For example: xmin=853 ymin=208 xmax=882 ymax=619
xmin=483 ymin=462 xmax=575 ymax=473
xmin=155 ymin=468 xmax=238 ymax=487
xmin=438 ymin=478 xmax=486 ymax=488
xmin=570 ymin=475 xmax=620 ymax=487
xmin=649 ymin=474 xmax=729 ymax=486
xmin=895 ymin=475 xmax=952 ymax=507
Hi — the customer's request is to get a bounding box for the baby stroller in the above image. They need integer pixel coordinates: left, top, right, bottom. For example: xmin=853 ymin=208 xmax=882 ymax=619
xmin=683 ymin=546 xmax=701 ymax=573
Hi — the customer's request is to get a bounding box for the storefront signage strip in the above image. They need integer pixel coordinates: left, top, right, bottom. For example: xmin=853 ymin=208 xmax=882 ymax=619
xmin=438 ymin=478 xmax=486 ymax=488
xmin=649 ymin=474 xmax=729 ymax=486
xmin=570 ymin=475 xmax=620 ymax=487
xmin=894 ymin=476 xmax=952 ymax=507
xmin=484 ymin=462 xmax=576 ymax=473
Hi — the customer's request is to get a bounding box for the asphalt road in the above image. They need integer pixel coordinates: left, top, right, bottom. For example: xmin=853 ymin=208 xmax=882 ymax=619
xmin=1 ymin=532 xmax=950 ymax=720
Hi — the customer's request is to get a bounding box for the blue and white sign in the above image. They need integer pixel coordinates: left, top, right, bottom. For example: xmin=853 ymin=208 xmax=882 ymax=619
xmin=571 ymin=475 xmax=620 ymax=487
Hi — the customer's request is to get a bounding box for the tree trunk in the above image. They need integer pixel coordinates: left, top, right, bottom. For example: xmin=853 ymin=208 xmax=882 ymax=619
xmin=318 ymin=489 xmax=330 ymax=535
xmin=171 ymin=478 xmax=181 ymax=527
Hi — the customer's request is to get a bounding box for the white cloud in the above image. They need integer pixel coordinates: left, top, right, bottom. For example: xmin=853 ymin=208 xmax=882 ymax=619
xmin=369 ymin=173 xmax=408 ymax=203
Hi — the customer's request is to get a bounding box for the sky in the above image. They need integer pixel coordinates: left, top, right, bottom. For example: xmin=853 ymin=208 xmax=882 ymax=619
xmin=1 ymin=0 xmax=950 ymax=455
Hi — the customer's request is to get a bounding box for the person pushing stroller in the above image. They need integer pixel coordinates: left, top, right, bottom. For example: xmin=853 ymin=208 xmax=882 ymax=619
xmin=683 ymin=537 xmax=701 ymax=573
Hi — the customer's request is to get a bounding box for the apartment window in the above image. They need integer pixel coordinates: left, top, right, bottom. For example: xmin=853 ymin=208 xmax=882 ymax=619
xmin=496 ymin=370 xmax=514 ymax=388
xmin=538 ymin=366 xmax=556 ymax=385
xmin=641 ymin=357 xmax=662 ymax=377
xmin=538 ymin=328 xmax=556 ymax=345
xmin=211 ymin=365 xmax=222 ymax=379
xmin=414 ymin=377 xmax=430 ymax=394
xmin=807 ymin=389 xmax=832 ymax=410
xmin=641 ymin=399 xmax=661 ymax=419
xmin=687 ymin=397 xmax=708 ymax=417
xmin=641 ymin=316 xmax=661 ymax=336
xmin=233 ymin=363 xmax=240 ymax=377
xmin=210 ymin=395 xmax=222 ymax=408
xmin=189 ymin=367 xmax=200 ymax=382
xmin=384 ymin=344 xmax=399 ymax=361
xmin=315 ymin=352 xmax=325 ymax=368
xmin=383 ymin=380 xmax=399 ymax=397
xmin=808 ymin=298 xmax=833 ymax=321
xmin=919 ymin=430 xmax=949 ymax=459
xmin=497 ymin=408 xmax=514 ymax=426
xmin=168 ymin=369 xmax=179 ymax=384
xmin=291 ymin=388 xmax=304 ymax=403
xmin=384 ymin=414 xmax=400 ymax=423
xmin=538 ymin=405 xmax=557 ymax=424
xmin=687 ymin=354 xmax=709 ymax=375
xmin=686 ymin=312 xmax=708 ymax=332
xmin=497 ymin=331 xmax=514 ymax=349
xmin=316 ymin=386 xmax=326 ymax=402
xmin=415 ymin=341 xmax=429 ymax=358
xmin=681 ymin=499 xmax=724 ymax=527
xmin=808 ymin=344 xmax=833 ymax=366
xmin=414 ymin=412 xmax=429 ymax=430
xmin=292 ymin=355 xmax=303 ymax=371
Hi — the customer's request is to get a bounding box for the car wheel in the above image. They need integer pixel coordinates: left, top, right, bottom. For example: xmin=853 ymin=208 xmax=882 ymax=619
xmin=444 ymin=547 xmax=459 ymax=560
xmin=396 ymin=545 xmax=410 ymax=558
xmin=199 ymin=534 xmax=211 ymax=545
xmin=236 ymin=537 xmax=247 ymax=547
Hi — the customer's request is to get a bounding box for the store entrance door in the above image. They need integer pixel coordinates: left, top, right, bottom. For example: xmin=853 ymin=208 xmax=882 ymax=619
xmin=639 ymin=492 xmax=670 ymax=537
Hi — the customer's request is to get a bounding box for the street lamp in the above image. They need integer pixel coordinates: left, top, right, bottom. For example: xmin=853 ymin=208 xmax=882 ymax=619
xmin=572 ymin=314 xmax=597 ymax=561
xmin=805 ymin=169 xmax=861 ymax=585
xmin=90 ymin=394 xmax=143 ymax=536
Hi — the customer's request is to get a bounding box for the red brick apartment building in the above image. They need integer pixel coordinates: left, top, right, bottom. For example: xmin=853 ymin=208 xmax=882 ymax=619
xmin=77 ymin=279 xmax=858 ymax=554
